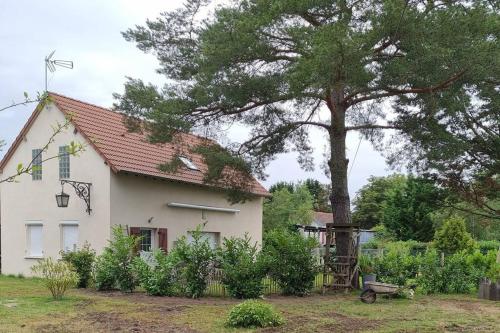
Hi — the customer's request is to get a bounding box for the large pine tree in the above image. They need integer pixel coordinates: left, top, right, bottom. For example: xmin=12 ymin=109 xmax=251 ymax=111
xmin=116 ymin=0 xmax=498 ymax=257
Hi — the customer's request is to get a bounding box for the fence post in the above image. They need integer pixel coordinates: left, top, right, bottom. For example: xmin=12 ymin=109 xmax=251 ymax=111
xmin=440 ymin=252 xmax=445 ymax=267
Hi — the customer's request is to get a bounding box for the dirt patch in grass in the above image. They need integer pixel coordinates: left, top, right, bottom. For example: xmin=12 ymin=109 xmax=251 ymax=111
xmin=321 ymin=312 xmax=381 ymax=333
xmin=35 ymin=311 xmax=200 ymax=333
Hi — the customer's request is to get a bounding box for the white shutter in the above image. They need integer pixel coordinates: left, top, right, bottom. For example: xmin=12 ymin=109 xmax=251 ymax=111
xmin=62 ymin=225 xmax=79 ymax=252
xmin=187 ymin=232 xmax=219 ymax=249
xmin=28 ymin=225 xmax=43 ymax=256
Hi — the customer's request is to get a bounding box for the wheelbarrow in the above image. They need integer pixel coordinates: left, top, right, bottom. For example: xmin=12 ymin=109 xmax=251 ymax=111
xmin=360 ymin=281 xmax=414 ymax=304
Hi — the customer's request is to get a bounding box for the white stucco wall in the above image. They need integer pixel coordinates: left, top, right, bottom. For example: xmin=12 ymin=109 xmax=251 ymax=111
xmin=110 ymin=173 xmax=263 ymax=250
xmin=0 ymin=104 xmax=111 ymax=275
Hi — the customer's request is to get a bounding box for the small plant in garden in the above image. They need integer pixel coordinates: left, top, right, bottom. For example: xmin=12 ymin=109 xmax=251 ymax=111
xmin=358 ymin=254 xmax=375 ymax=275
xmin=261 ymin=229 xmax=318 ymax=296
xmin=94 ymin=225 xmax=140 ymax=292
xmin=132 ymin=250 xmax=176 ymax=296
xmin=170 ymin=226 xmax=214 ymax=298
xmin=31 ymin=258 xmax=79 ymax=300
xmin=61 ymin=242 xmax=95 ymax=288
xmin=225 ymin=300 xmax=284 ymax=328
xmin=218 ymin=234 xmax=265 ymax=299
xmin=433 ymin=216 xmax=475 ymax=254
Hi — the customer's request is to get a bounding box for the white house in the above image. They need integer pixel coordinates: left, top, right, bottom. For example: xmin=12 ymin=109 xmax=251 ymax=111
xmin=0 ymin=92 xmax=269 ymax=275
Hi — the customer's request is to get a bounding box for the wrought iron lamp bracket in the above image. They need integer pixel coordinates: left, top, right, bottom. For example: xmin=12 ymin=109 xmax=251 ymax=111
xmin=61 ymin=180 xmax=92 ymax=214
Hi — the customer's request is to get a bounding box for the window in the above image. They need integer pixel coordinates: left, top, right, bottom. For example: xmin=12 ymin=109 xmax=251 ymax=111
xmin=187 ymin=231 xmax=220 ymax=249
xmin=32 ymin=149 xmax=42 ymax=180
xmin=26 ymin=224 xmax=43 ymax=257
xmin=179 ymin=156 xmax=199 ymax=171
xmin=59 ymin=146 xmax=70 ymax=179
xmin=140 ymin=229 xmax=153 ymax=252
xmin=61 ymin=224 xmax=78 ymax=252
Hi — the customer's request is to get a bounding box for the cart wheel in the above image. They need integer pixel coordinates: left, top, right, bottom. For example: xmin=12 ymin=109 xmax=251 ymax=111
xmin=360 ymin=289 xmax=377 ymax=304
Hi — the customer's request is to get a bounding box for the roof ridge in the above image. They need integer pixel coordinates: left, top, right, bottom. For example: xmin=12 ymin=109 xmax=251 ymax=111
xmin=48 ymin=91 xmax=216 ymax=144
xmin=48 ymin=91 xmax=118 ymax=116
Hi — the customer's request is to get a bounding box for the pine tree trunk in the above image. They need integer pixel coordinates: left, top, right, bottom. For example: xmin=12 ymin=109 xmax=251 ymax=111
xmin=328 ymin=90 xmax=351 ymax=259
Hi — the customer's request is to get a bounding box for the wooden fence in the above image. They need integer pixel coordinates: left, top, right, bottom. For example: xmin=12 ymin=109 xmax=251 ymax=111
xmin=204 ymin=270 xmax=333 ymax=297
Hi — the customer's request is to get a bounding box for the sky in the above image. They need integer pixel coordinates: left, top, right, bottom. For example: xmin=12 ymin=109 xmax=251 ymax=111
xmin=0 ymin=0 xmax=392 ymax=198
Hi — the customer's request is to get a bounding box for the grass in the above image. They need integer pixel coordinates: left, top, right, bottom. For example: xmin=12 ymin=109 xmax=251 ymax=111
xmin=1 ymin=275 xmax=499 ymax=332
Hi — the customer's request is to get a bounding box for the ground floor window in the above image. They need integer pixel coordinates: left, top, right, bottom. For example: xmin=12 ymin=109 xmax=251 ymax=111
xmin=187 ymin=231 xmax=220 ymax=249
xmin=61 ymin=224 xmax=79 ymax=252
xmin=140 ymin=229 xmax=153 ymax=252
xmin=26 ymin=224 xmax=43 ymax=257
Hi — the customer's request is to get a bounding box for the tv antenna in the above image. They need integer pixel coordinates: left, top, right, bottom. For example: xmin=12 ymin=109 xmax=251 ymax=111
xmin=45 ymin=50 xmax=73 ymax=91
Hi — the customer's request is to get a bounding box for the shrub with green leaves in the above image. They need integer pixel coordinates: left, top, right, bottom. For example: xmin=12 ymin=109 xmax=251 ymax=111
xmin=94 ymin=225 xmax=140 ymax=292
xmin=433 ymin=216 xmax=475 ymax=254
xmin=373 ymin=243 xmax=420 ymax=285
xmin=132 ymin=250 xmax=176 ymax=296
xmin=170 ymin=226 xmax=214 ymax=298
xmin=31 ymin=258 xmax=79 ymax=299
xmin=417 ymin=249 xmax=499 ymax=294
xmin=478 ymin=240 xmax=500 ymax=254
xmin=226 ymin=300 xmax=284 ymax=328
xmin=261 ymin=229 xmax=318 ymax=296
xmin=61 ymin=242 xmax=96 ymax=288
xmin=219 ymin=235 xmax=264 ymax=299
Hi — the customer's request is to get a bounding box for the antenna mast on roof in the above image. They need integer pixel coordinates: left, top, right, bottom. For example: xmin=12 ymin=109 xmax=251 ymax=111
xmin=45 ymin=50 xmax=73 ymax=92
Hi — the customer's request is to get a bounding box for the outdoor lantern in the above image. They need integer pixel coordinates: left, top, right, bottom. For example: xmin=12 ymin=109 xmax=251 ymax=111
xmin=55 ymin=190 xmax=70 ymax=208
xmin=55 ymin=180 xmax=92 ymax=214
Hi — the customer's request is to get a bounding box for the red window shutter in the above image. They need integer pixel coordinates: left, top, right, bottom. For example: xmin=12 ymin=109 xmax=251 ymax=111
xmin=129 ymin=227 xmax=141 ymax=254
xmin=158 ymin=228 xmax=168 ymax=253
xmin=129 ymin=227 xmax=141 ymax=236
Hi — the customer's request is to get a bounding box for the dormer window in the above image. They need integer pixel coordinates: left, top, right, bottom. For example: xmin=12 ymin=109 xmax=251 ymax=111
xmin=179 ymin=156 xmax=199 ymax=171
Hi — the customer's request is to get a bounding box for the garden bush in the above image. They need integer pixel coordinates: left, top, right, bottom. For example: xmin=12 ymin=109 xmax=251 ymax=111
xmin=225 ymin=300 xmax=284 ymax=328
xmin=417 ymin=249 xmax=500 ymax=294
xmin=132 ymin=250 xmax=176 ymax=296
xmin=433 ymin=216 xmax=475 ymax=254
xmin=478 ymin=240 xmax=500 ymax=254
xmin=94 ymin=225 xmax=140 ymax=292
xmin=61 ymin=242 xmax=95 ymax=288
xmin=373 ymin=243 xmax=420 ymax=285
xmin=31 ymin=258 xmax=79 ymax=299
xmin=169 ymin=226 xmax=214 ymax=298
xmin=219 ymin=235 xmax=265 ymax=299
xmin=261 ymin=229 xmax=318 ymax=296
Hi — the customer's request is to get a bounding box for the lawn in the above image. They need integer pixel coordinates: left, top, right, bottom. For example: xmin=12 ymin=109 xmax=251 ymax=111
xmin=1 ymin=275 xmax=499 ymax=333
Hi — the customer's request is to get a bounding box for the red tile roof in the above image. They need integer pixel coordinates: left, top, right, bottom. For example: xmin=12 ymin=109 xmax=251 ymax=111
xmin=1 ymin=92 xmax=269 ymax=197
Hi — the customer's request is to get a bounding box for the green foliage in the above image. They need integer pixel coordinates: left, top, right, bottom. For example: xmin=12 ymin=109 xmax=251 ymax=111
xmin=358 ymin=254 xmax=375 ymax=275
xmin=261 ymin=229 xmax=318 ymax=296
xmin=478 ymin=240 xmax=500 ymax=254
xmin=31 ymin=258 xmax=78 ymax=300
xmin=433 ymin=216 xmax=476 ymax=254
xmin=170 ymin=226 xmax=214 ymax=298
xmin=263 ymin=184 xmax=314 ymax=233
xmin=383 ymin=176 xmax=444 ymax=242
xmin=417 ymin=249 xmax=500 ymax=294
xmin=373 ymin=243 xmax=420 ymax=286
xmin=218 ymin=235 xmax=264 ymax=299
xmin=94 ymin=226 xmax=140 ymax=292
xmin=352 ymin=175 xmax=406 ymax=229
xmin=60 ymin=242 xmax=96 ymax=288
xmin=225 ymin=300 xmax=284 ymax=328
xmin=132 ymin=250 xmax=176 ymax=296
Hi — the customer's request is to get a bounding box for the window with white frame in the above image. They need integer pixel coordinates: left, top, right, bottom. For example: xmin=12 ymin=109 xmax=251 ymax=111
xmin=187 ymin=231 xmax=220 ymax=249
xmin=59 ymin=146 xmax=70 ymax=179
xmin=32 ymin=149 xmax=43 ymax=180
xmin=61 ymin=224 xmax=78 ymax=252
xmin=26 ymin=224 xmax=43 ymax=257
xmin=140 ymin=229 xmax=153 ymax=252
